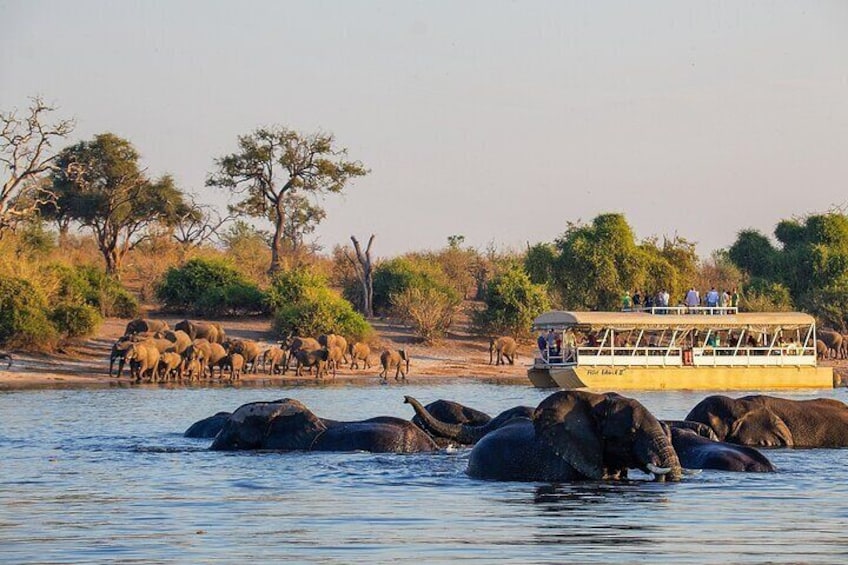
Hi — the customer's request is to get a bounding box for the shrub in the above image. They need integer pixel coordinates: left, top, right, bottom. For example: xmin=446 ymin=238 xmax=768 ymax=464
xmin=42 ymin=262 xmax=138 ymax=318
xmin=472 ymin=265 xmax=551 ymax=337
xmin=0 ymin=275 xmax=59 ymax=351
xmin=270 ymin=268 xmax=372 ymax=341
xmin=371 ymin=257 xmax=458 ymax=315
xmin=49 ymin=303 xmax=102 ymax=338
xmin=391 ymin=286 xmax=461 ymax=344
xmin=155 ymin=257 xmax=265 ymax=315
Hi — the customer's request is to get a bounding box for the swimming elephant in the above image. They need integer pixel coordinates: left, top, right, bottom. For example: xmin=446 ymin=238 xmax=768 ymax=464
xmin=489 ymin=336 xmax=518 ymax=365
xmin=410 ymin=391 xmax=681 ymax=482
xmin=685 ymin=394 xmax=848 ymax=447
xmin=210 ymin=398 xmax=438 ymax=453
xmin=669 ymin=426 xmax=775 ymax=472
xmin=405 ymin=396 xmax=533 ymax=445
xmin=184 ymin=411 xmax=231 ymax=438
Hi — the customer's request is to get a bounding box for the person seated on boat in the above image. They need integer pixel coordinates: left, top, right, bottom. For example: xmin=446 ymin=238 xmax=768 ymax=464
xmin=784 ymin=338 xmax=799 ymax=356
xmin=587 ymin=332 xmax=599 ymax=348
xmin=537 ymin=333 xmax=548 ymax=361
xmin=704 ymin=334 xmax=718 ymax=355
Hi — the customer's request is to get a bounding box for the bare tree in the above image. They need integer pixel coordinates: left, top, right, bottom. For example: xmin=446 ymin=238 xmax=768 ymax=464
xmin=0 ymin=96 xmax=74 ymax=234
xmin=346 ymin=234 xmax=376 ymax=318
xmin=172 ymin=198 xmax=231 ymax=248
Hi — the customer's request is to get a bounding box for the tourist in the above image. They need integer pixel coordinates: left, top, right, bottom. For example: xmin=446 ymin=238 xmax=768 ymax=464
xmin=731 ymin=288 xmax=740 ymax=309
xmin=622 ymin=292 xmax=633 ymax=311
xmin=705 ymin=287 xmax=720 ymax=310
xmin=537 ymin=333 xmax=548 ymax=360
xmin=685 ymin=287 xmax=700 ymax=310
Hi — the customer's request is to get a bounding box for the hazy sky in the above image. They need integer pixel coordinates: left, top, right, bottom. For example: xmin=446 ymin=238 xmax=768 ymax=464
xmin=2 ymin=1 xmax=847 ymax=258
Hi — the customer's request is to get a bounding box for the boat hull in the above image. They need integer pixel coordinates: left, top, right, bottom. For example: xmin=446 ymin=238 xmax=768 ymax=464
xmin=528 ymin=365 xmax=834 ymax=390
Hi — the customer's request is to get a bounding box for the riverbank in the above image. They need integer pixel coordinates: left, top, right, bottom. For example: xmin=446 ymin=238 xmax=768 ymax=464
xmin=2 ymin=315 xmax=845 ymax=390
xmin=0 ymin=316 xmax=529 ymax=390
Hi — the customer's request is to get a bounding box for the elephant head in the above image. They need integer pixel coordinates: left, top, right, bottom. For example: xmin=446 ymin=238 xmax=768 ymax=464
xmin=533 ymin=391 xmax=682 ymax=481
xmin=210 ymin=399 xmax=327 ymax=451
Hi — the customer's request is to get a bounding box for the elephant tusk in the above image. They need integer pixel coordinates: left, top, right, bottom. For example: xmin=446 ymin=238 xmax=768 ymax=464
xmin=647 ymin=463 xmax=671 ymax=475
xmin=682 ymin=468 xmax=702 ymax=476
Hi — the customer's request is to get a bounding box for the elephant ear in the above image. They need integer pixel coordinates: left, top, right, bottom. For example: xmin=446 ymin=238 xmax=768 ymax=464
xmin=534 ymin=391 xmax=604 ymax=480
xmin=728 ymin=408 xmax=794 ymax=447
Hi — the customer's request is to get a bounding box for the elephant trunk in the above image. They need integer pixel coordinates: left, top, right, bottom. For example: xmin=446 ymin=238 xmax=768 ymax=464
xmin=404 ymin=396 xmax=493 ymax=445
xmin=635 ymin=430 xmax=682 ymax=482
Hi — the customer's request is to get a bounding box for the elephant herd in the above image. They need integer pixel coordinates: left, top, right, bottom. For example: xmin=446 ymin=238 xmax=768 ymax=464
xmin=109 ymin=318 xmax=411 ymax=383
xmin=184 ymin=391 xmax=848 ymax=482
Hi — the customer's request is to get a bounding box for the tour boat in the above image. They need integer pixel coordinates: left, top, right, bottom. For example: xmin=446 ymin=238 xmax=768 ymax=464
xmin=527 ymin=307 xmax=833 ymax=390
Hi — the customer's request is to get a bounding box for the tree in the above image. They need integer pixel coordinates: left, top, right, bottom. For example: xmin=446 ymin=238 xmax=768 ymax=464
xmin=171 ymin=197 xmax=230 ymax=249
xmin=472 ymin=265 xmax=550 ymax=336
xmin=49 ymin=133 xmax=190 ymax=277
xmin=1 ymin=97 xmax=74 ymax=235
xmin=207 ymin=126 xmax=368 ymax=272
xmin=346 ymin=234 xmax=375 ymax=317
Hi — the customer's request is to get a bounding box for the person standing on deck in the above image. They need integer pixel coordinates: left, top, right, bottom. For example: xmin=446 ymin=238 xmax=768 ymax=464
xmin=685 ymin=287 xmax=700 ymax=310
xmin=537 ymin=333 xmax=548 ymax=360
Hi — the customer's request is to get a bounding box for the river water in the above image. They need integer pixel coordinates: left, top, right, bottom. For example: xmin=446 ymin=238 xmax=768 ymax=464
xmin=1 ymin=382 xmax=847 ymax=563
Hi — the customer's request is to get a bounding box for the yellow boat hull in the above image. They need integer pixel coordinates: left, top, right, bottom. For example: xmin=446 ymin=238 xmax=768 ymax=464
xmin=528 ymin=365 xmax=834 ymax=390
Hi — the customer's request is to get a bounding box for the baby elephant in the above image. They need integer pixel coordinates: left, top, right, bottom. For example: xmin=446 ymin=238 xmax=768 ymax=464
xmin=226 ymin=353 xmax=245 ymax=381
xmin=379 ymin=349 xmax=409 ymax=382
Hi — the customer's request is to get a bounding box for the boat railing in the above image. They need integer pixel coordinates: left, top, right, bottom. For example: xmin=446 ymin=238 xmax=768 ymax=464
xmin=534 ymin=344 xmax=817 ymax=368
xmin=622 ymin=306 xmax=739 ymax=315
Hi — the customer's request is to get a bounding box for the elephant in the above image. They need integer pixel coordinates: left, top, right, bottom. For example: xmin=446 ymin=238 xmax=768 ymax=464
xmin=108 ymin=337 xmax=134 ymax=377
xmin=184 ymin=411 xmax=231 ymax=438
xmin=209 ymin=398 xmax=439 ymax=453
xmin=326 ymin=345 xmax=344 ymax=377
xmin=0 ymin=351 xmax=12 ymax=369
xmin=260 ymin=346 xmax=287 ymax=374
xmin=816 ymin=339 xmax=828 ymax=360
xmin=293 ymin=347 xmax=330 ymax=378
xmin=348 ymin=342 xmax=372 ymax=370
xmin=319 ymin=334 xmax=348 ymax=363
xmin=224 ymin=353 xmax=244 ymax=380
xmin=154 ymin=329 xmax=192 ymax=355
xmin=380 ymin=349 xmax=409 ymax=381
xmin=818 ymin=330 xmax=843 ymax=359
xmin=424 ymin=391 xmax=681 ymax=482
xmin=125 ymin=318 xmax=169 ymax=336
xmin=175 ymin=320 xmax=225 ymax=344
xmin=157 ymin=352 xmax=183 ymax=381
xmin=125 ymin=342 xmax=161 ymax=382
xmin=668 ymin=426 xmax=775 ymax=472
xmin=685 ymin=394 xmax=848 ymax=447
xmin=405 ymin=396 xmax=533 ymax=445
xmin=489 ymin=336 xmax=518 ymax=365
xmin=224 ymin=339 xmax=262 ymax=373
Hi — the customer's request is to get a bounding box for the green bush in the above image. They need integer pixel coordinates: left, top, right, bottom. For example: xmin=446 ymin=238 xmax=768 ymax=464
xmin=391 ymin=286 xmax=461 ymax=344
xmin=42 ymin=262 xmax=138 ymax=318
xmin=49 ymin=303 xmax=102 ymax=338
xmin=155 ymin=257 xmax=265 ymax=315
xmin=472 ymin=265 xmax=551 ymax=337
xmin=0 ymin=275 xmax=59 ymax=351
xmin=270 ymin=268 xmax=371 ymax=341
xmin=371 ymin=257 xmax=458 ymax=315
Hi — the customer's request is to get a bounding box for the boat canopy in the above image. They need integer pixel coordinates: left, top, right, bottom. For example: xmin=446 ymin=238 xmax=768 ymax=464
xmin=532 ymin=311 xmax=816 ymax=331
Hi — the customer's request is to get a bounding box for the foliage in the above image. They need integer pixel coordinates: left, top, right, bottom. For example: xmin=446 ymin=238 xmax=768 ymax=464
xmin=46 ymin=133 xmax=191 ymax=276
xmin=728 ymin=212 xmax=848 ymax=327
xmin=207 ymin=126 xmax=368 ymax=272
xmin=0 ymin=275 xmax=59 ymax=351
xmin=472 ymin=265 xmax=550 ymax=337
xmin=739 ymin=279 xmax=793 ymax=313
xmin=1 ymin=96 xmax=74 ymax=234
xmin=371 ymin=256 xmax=459 ymax=315
xmin=43 ymin=262 xmax=138 ymax=318
xmin=524 ymin=242 xmax=557 ymax=287
xmin=270 ymin=268 xmax=371 ymax=340
xmin=219 ymin=220 xmax=272 ymax=284
xmin=391 ymin=286 xmax=462 ymax=344
xmin=49 ymin=303 xmax=102 ymax=338
xmin=156 ymin=257 xmax=266 ymax=316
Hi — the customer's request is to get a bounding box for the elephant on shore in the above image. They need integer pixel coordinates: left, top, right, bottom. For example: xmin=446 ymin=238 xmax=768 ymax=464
xmin=0 ymin=352 xmax=12 ymax=369
xmin=818 ymin=330 xmax=843 ymax=359
xmin=489 ymin=337 xmax=518 ymax=365
xmin=175 ymin=320 xmax=226 ymax=344
xmin=379 ymin=349 xmax=409 ymax=381
xmin=408 ymin=392 xmax=682 ymax=482
xmin=669 ymin=426 xmax=775 ymax=472
xmin=210 ymin=399 xmax=438 ymax=453
xmin=125 ymin=318 xmax=169 ymax=336
xmin=685 ymin=395 xmax=848 ymax=447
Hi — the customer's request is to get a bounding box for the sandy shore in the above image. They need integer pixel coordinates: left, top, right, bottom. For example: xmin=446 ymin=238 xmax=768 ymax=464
xmin=0 ymin=317 xmax=529 ymax=390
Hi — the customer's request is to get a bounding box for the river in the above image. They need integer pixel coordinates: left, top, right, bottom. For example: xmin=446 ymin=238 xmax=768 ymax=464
xmin=1 ymin=382 xmax=847 ymax=563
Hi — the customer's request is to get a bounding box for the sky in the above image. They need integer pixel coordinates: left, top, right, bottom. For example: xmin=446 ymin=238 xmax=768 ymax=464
xmin=2 ymin=1 xmax=847 ymax=259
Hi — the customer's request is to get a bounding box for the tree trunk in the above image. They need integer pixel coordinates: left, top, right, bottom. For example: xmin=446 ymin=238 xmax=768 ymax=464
xmin=270 ymin=201 xmax=287 ymax=273
xmin=351 ymin=234 xmax=375 ymax=318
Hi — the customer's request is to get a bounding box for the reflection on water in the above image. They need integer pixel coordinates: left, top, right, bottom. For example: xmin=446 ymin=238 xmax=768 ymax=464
xmin=1 ymin=383 xmax=847 ymax=563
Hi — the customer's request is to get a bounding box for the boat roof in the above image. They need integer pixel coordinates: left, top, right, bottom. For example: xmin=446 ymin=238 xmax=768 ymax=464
xmin=532 ymin=311 xmax=816 ymax=330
